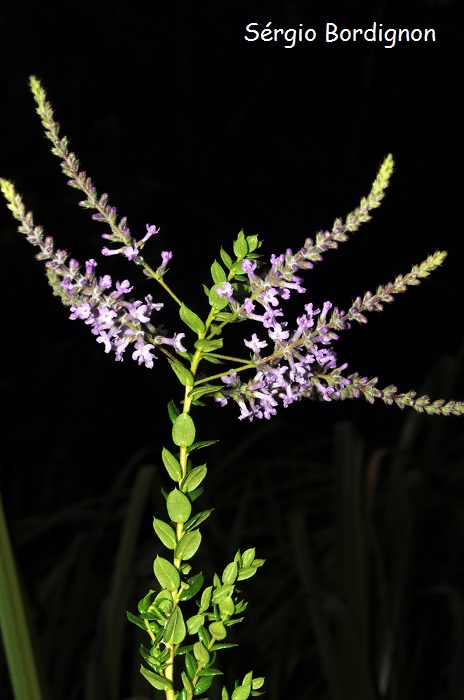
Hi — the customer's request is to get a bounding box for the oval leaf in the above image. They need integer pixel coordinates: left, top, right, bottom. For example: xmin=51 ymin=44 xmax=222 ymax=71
xmin=188 ymin=384 xmax=223 ymax=402
xmin=179 ymin=572 xmax=204 ymax=602
xmin=212 ymin=584 xmax=233 ymax=603
xmin=233 ymin=230 xmax=248 ymax=259
xmin=209 ymin=621 xmax=227 ymax=640
xmin=199 ymin=585 xmax=212 ymax=613
xmin=172 ymin=414 xmax=196 ymax=447
xmin=179 ymin=303 xmax=206 ymax=334
xmin=187 ymin=614 xmax=205 ymax=635
xmin=193 ymin=640 xmax=210 ymax=663
xmin=139 ymin=666 xmax=173 ymax=691
xmin=164 ymin=606 xmax=186 ymax=645
xmin=231 ymin=685 xmax=251 ymax=700
xmin=175 ymin=530 xmax=202 ymax=561
xmin=181 ymin=671 xmax=194 ymax=695
xmin=185 ymin=651 xmax=197 ymax=679
xmin=219 ymin=596 xmax=235 ymax=616
xmin=182 ymin=465 xmax=207 ymax=492
xmin=194 ymin=675 xmax=213 ymax=695
xmin=162 ymin=448 xmax=182 ymax=481
xmin=167 ymin=489 xmax=192 ymax=524
xmin=168 ymin=360 xmax=194 ymax=388
xmin=153 ymin=518 xmax=177 ymax=549
xmin=211 ymin=260 xmax=227 ymax=284
xmin=222 ymin=561 xmax=238 ymax=585
xmin=208 ymin=286 xmax=229 ymax=310
xmin=154 ymin=556 xmax=180 ymax=591
xmin=193 ymin=338 xmax=224 ymax=352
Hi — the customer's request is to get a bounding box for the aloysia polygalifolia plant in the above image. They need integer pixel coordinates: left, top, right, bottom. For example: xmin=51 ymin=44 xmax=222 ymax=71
xmin=1 ymin=77 xmax=463 ymax=700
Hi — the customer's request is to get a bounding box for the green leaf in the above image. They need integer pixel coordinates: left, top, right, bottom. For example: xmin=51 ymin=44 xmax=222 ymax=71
xmin=194 ymin=675 xmax=213 ymax=695
xmin=153 ymin=518 xmax=177 ymax=549
xmin=180 ymin=671 xmax=194 ymax=697
xmin=179 ymin=572 xmax=204 ymax=602
xmin=252 ymin=677 xmax=265 ymax=690
xmin=209 ymin=621 xmax=227 ymax=640
xmin=187 ymin=614 xmax=205 ymax=635
xmin=194 ymin=338 xmax=224 ymax=352
xmin=222 ymin=562 xmax=238 ymax=585
xmin=182 ymin=672 xmax=194 ymax=695
xmin=199 ymin=585 xmax=212 ymax=613
xmin=137 ymin=589 xmax=155 ymax=614
xmin=164 ymin=606 xmax=186 ymax=644
xmin=219 ymin=597 xmax=235 ymax=616
xmin=237 ymin=567 xmax=258 ymax=581
xmin=167 ymin=400 xmax=180 ymax=423
xmin=168 ymin=360 xmax=194 ymax=388
xmin=212 ymin=584 xmax=234 ymax=603
xmin=211 ymin=260 xmax=227 ymax=284
xmin=209 ymin=286 xmax=229 ymax=310
xmin=246 ymin=234 xmax=260 ymax=252
xmin=154 ymin=556 xmax=180 ymax=591
xmin=139 ymin=665 xmax=173 ymax=690
xmin=126 ymin=611 xmax=146 ymax=631
xmin=188 ymin=384 xmax=224 ymax=402
xmin=198 ymin=668 xmax=223 ymax=677
xmin=201 ymin=354 xmax=224 ymax=364
xmin=167 ymin=489 xmax=192 ymax=523
xmin=233 ymin=230 xmax=248 ymax=259
xmin=241 ymin=548 xmax=255 ymax=567
xmin=182 ymin=465 xmax=208 ymax=492
xmin=180 ymin=303 xmax=206 ymax=334
xmin=185 ymin=509 xmax=213 ymax=532
xmin=185 ymin=651 xmax=197 ymax=679
xmin=188 ymin=439 xmax=218 ymax=453
xmin=172 ymin=413 xmax=196 ymax=447
xmin=193 ymin=641 xmax=210 ymax=663
xmin=232 ymin=685 xmax=251 ymax=700
xmin=198 ymin=625 xmax=212 ymax=647
xmin=175 ymin=530 xmax=202 ymax=560
xmin=210 ymin=642 xmax=238 ymax=651
xmin=162 ymin=448 xmax=182 ymax=481
xmin=154 ymin=589 xmax=174 ymax=616
xmin=220 ymin=247 xmax=233 ymax=269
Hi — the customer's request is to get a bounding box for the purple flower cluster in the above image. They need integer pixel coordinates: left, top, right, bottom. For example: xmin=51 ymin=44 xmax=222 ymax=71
xmin=33 ymin=227 xmax=185 ymax=367
xmin=216 ymin=255 xmax=351 ymax=420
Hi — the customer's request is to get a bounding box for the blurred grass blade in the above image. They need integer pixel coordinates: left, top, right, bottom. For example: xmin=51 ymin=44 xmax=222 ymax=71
xmin=333 ymin=422 xmax=376 ymax=700
xmin=105 ymin=465 xmax=156 ymax=700
xmin=288 ymin=507 xmax=343 ymax=700
xmin=0 ymin=490 xmax=46 ymax=700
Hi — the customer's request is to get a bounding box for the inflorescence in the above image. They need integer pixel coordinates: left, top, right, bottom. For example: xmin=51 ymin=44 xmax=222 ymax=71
xmin=2 ymin=76 xmax=463 ymax=421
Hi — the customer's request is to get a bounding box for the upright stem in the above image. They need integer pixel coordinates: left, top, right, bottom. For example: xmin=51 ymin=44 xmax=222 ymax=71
xmin=164 ymin=345 xmax=204 ymax=699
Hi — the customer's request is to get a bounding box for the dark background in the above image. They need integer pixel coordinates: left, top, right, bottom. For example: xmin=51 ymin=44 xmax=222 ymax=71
xmin=1 ymin=0 xmax=462 ymax=509
xmin=1 ymin=0 xmax=463 ymax=698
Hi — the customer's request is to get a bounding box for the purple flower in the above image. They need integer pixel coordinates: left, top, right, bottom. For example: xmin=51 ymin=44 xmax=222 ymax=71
xmin=123 ymin=245 xmax=139 ymax=261
xmin=98 ymin=274 xmax=113 ymax=291
xmin=85 ymin=259 xmax=97 ymax=276
xmin=268 ymin=323 xmax=290 ymax=342
xmin=141 ymin=224 xmax=160 ymax=244
xmin=132 ymin=341 xmax=157 ymax=368
xmin=244 ymin=333 xmax=268 ymax=354
xmin=216 ymin=282 xmax=234 ymax=299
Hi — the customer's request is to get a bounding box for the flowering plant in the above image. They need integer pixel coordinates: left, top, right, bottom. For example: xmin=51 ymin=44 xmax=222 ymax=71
xmin=1 ymin=77 xmax=463 ymax=700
